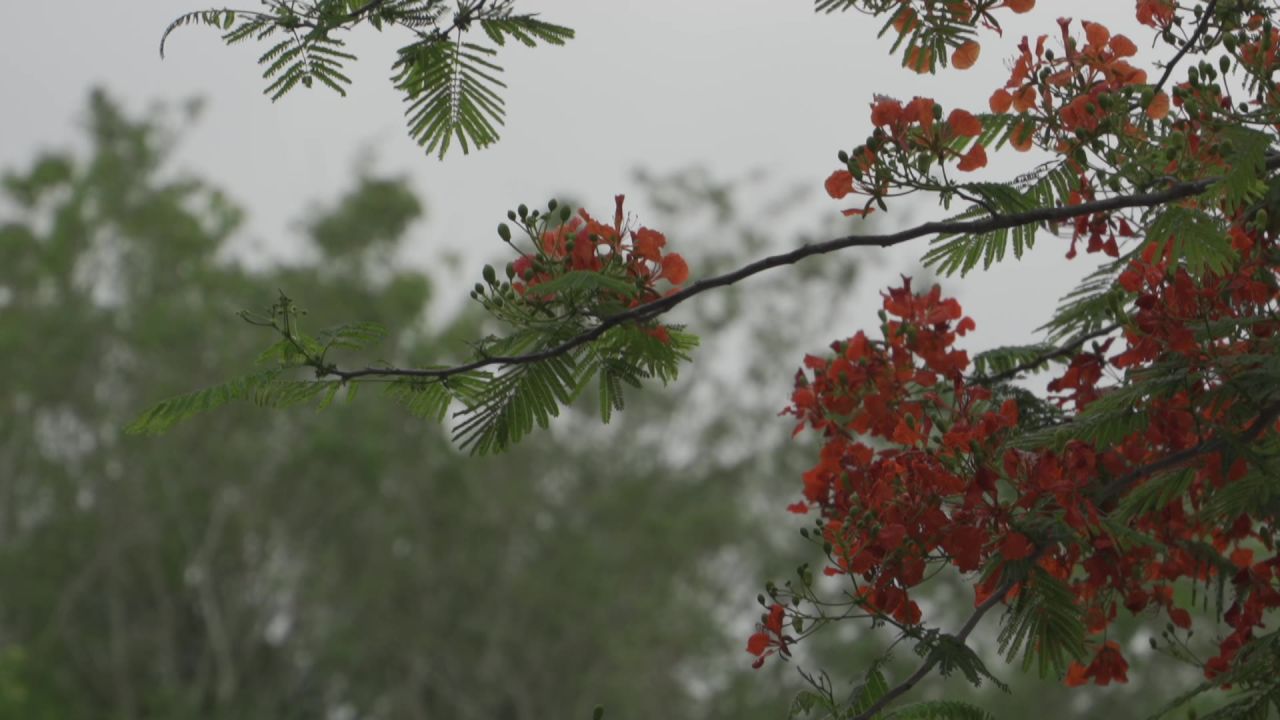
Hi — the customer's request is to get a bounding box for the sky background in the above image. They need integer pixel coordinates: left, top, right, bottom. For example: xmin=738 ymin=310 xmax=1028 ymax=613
xmin=3 ymin=0 xmax=1145 ymax=372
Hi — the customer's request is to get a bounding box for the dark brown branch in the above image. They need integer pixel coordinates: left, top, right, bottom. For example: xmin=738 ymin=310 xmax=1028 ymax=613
xmin=849 ymin=569 xmax=1027 ymax=720
xmin=329 ymin=155 xmax=1280 ymax=383
xmin=1152 ymin=0 xmax=1218 ymax=98
xmin=1093 ymin=400 xmax=1280 ymax=506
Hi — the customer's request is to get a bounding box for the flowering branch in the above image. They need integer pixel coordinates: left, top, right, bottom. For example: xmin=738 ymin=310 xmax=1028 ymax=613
xmin=327 ymin=155 xmax=1280 ymax=383
xmin=850 ymin=569 xmax=1028 ymax=720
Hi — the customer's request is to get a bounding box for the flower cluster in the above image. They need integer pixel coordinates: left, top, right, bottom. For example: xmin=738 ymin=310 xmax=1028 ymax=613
xmin=511 ymin=194 xmax=688 ymax=305
xmin=761 ymin=238 xmax=1280 ymax=686
xmin=824 ymin=98 xmax=987 ymax=216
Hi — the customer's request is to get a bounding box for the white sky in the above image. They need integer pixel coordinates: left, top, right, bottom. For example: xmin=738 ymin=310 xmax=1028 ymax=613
xmin=2 ymin=0 xmax=1146 ymax=362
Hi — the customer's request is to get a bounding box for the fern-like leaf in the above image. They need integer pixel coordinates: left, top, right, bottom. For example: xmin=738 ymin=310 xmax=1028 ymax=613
xmin=452 ymin=353 xmax=583 ymax=454
xmin=126 ymin=370 xmax=344 ymax=434
xmin=887 ymin=700 xmax=996 ymax=720
xmin=996 ymin=567 xmax=1087 ymax=677
xmin=394 ymin=37 xmax=506 ymax=158
xmin=480 ymin=14 xmax=573 ymax=47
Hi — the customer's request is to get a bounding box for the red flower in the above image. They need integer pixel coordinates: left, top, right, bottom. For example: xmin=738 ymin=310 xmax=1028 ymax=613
xmin=957 ymin=143 xmax=988 ymax=171
xmin=1065 ymin=642 xmax=1129 ymax=687
xmin=825 ymin=170 xmax=855 ymax=199
xmin=632 ymin=227 xmax=666 ymax=261
xmin=660 ymin=253 xmax=690 ymax=285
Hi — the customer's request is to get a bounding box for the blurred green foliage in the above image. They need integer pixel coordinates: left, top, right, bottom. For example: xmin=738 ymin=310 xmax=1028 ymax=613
xmin=0 ymin=90 xmax=1209 ymax=719
xmin=0 ymin=89 xmax=824 ymax=719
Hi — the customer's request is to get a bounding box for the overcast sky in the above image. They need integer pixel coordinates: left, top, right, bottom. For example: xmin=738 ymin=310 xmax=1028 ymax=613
xmin=3 ymin=0 xmax=1144 ymax=360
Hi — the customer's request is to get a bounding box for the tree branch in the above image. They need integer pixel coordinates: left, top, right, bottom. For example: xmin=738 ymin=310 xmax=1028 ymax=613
xmin=849 ymin=569 xmax=1027 ymax=720
xmin=975 ymin=323 xmax=1120 ymax=385
xmin=1151 ymin=0 xmax=1218 ymax=98
xmin=1093 ymin=400 xmax=1280 ymax=506
xmin=328 ymin=155 xmax=1280 ymax=383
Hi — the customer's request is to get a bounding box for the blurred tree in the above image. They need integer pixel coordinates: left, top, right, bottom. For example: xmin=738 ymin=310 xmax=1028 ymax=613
xmin=0 ymin=90 xmax=862 ymax=720
xmin=0 ymin=89 xmax=1212 ymax=720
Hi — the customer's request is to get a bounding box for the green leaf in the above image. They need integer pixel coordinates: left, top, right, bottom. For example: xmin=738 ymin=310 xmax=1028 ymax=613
xmin=849 ymin=669 xmax=890 ymax=717
xmin=385 ymin=378 xmax=453 ymax=422
xmin=452 ymin=353 xmax=583 ymax=454
xmin=394 ymin=38 xmax=507 ymax=158
xmin=887 ymin=700 xmax=996 ymax=720
xmin=318 ymin=320 xmax=388 ymax=351
xmin=480 ymin=15 xmax=574 ymax=48
xmin=127 ymin=370 xmax=282 ymax=434
xmin=526 ymin=270 xmax=639 ymax=299
xmin=126 ymin=370 xmax=344 ymax=434
xmin=1213 ymin=125 xmax=1272 ymax=215
xmin=1144 ymin=205 xmax=1235 ymax=276
xmin=971 ymin=343 xmax=1059 ymax=379
xmin=923 ymin=164 xmax=1077 ymax=277
xmin=996 ymin=567 xmax=1086 ymax=677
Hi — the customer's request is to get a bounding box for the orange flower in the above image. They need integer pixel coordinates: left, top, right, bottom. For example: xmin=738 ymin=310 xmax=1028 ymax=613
xmin=825 ymin=170 xmax=855 ymax=199
xmin=1002 ymin=0 xmax=1034 ymax=12
xmin=1066 ymin=642 xmax=1129 ymax=687
xmin=957 ymin=143 xmax=988 ymax=171
xmin=1109 ymin=34 xmax=1138 ymax=57
xmin=1012 ymin=86 xmax=1038 ymax=112
xmin=1136 ymin=0 xmax=1175 ymax=27
xmin=905 ymin=46 xmax=934 ymax=73
xmin=952 ymin=40 xmax=981 ymax=69
xmin=1082 ymin=21 xmax=1110 ymax=49
xmin=632 ymin=227 xmax=666 ymax=262
xmin=1010 ymin=121 xmax=1035 ymax=151
xmin=1146 ymin=91 xmax=1170 ymax=120
xmin=660 ymin=253 xmax=689 ymax=285
xmin=871 ymin=96 xmax=904 ymax=126
xmin=892 ymin=7 xmax=919 ymax=34
xmin=947 ymin=109 xmax=983 ymax=137
xmin=989 ymin=88 xmax=1014 ymax=113
xmin=904 ymin=96 xmax=937 ymax=133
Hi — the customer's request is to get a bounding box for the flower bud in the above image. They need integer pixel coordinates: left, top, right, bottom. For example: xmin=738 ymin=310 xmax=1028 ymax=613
xmin=482 ymin=264 xmax=497 ymax=285
xmin=517 ymin=203 xmax=528 ymax=218
xmin=497 ymin=223 xmax=512 ymax=242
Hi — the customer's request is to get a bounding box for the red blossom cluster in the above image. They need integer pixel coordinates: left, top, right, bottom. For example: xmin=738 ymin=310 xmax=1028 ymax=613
xmin=512 ymin=194 xmax=689 ymax=306
xmin=824 ymin=98 xmax=987 ymax=216
xmin=746 ymin=603 xmax=791 ymax=669
xmin=759 ymin=231 xmax=1280 ymax=683
xmin=759 ymin=0 xmax=1280 ymax=698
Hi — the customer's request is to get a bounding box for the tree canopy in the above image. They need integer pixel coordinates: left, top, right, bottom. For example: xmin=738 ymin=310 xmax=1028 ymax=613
xmin=123 ymin=0 xmax=1280 ymax=717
